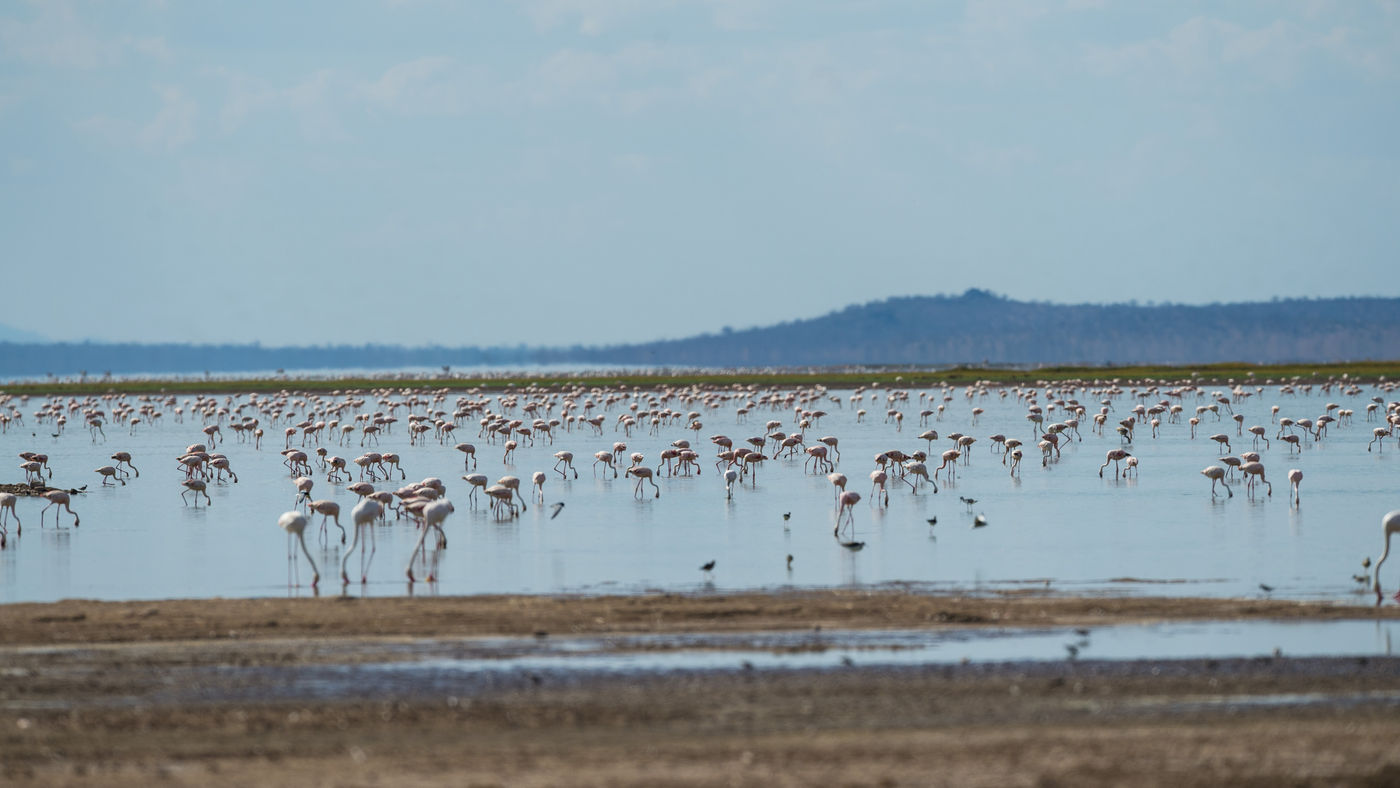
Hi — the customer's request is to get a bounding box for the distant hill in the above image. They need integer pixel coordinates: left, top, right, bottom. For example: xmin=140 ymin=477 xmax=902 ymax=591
xmin=1 ymin=291 xmax=1396 ymax=378
xmin=0 ymin=322 xmax=46 ymax=344
xmin=538 ymin=290 xmax=1400 ymax=367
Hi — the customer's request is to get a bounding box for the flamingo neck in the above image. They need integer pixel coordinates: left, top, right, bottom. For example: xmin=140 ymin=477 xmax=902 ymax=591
xmin=297 ymin=532 xmax=320 ymax=584
xmin=1377 ymin=529 xmax=1394 ymax=592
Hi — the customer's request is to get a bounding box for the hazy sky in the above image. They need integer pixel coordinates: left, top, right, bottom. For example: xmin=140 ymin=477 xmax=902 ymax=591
xmin=2 ymin=1 xmax=1397 ymax=347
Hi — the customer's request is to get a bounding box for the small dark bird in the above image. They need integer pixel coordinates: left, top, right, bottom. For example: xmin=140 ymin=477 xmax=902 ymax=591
xmin=549 ymin=502 xmax=565 ymax=520
xmin=1065 ymin=644 xmax=1079 ymax=658
xmin=926 ymin=516 xmax=937 ymax=526
xmin=786 ymin=554 xmax=793 ymax=569
xmin=959 ymin=496 xmax=977 ymax=511
xmin=1363 ymin=557 xmax=1372 ymax=569
xmin=701 ymin=560 xmax=716 ymax=572
xmin=840 ymin=656 xmax=854 ymax=667
xmin=972 ymin=514 xmax=988 ymax=528
xmin=839 ymin=541 xmax=865 ymax=551
xmin=1353 ymin=574 xmax=1369 ymax=585
xmin=1259 ymin=583 xmax=1274 ymax=592
xmin=782 ymin=512 xmax=791 ymax=521
xmin=1074 ymin=628 xmax=1090 ymax=637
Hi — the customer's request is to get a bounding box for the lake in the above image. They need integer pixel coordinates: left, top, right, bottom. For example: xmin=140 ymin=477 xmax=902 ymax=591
xmin=1 ymin=377 xmax=1394 ymax=603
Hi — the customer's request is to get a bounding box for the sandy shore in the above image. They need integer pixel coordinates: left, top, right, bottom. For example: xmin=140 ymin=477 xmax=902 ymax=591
xmin=4 ymin=590 xmax=1400 ymax=786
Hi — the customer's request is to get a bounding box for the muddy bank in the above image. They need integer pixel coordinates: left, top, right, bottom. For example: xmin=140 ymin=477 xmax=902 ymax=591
xmin=4 ymin=589 xmax=1397 ymax=648
xmin=0 ymin=482 xmax=84 ymax=498
xmin=4 ymin=590 xmax=1400 ymax=786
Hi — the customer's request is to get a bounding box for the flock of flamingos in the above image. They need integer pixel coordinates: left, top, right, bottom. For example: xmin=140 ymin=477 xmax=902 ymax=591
xmin=2 ymin=373 xmax=1399 ymax=601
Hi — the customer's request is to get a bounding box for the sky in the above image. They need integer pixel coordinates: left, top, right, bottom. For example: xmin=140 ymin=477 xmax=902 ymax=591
xmin=1 ymin=1 xmax=1398 ymax=348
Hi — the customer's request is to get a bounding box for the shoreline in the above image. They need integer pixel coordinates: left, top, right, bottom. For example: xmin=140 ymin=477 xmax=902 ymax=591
xmin=4 ymin=589 xmax=1397 ymax=647
xmin=4 ymin=358 xmax=1400 ymax=396
xmin=5 ymin=589 xmax=1400 ymax=786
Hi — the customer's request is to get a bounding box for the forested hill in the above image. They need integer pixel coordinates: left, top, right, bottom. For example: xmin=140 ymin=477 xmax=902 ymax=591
xmin=537 ymin=290 xmax=1400 ymax=367
xmin=1 ymin=291 xmax=1396 ymax=377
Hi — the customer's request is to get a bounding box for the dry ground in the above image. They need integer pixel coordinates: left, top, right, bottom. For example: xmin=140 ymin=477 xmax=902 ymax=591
xmin=3 ymin=590 xmax=1400 ymax=787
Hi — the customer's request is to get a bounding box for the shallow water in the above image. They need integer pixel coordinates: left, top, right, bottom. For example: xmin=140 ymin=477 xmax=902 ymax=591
xmin=0 ymin=381 xmax=1395 ymax=603
xmin=12 ymin=620 xmax=1395 ymax=711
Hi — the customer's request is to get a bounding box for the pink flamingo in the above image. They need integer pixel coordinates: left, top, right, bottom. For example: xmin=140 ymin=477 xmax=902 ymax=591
xmin=935 ymin=449 xmax=960 ymax=481
xmin=307 ymin=499 xmax=347 ymax=544
xmin=1373 ymin=510 xmax=1400 ymax=603
xmin=626 ymin=466 xmax=660 ymax=499
xmin=461 ymin=474 xmax=488 ymax=506
xmin=553 ymin=451 xmax=578 ymax=479
xmin=869 ymin=470 xmax=889 ymax=507
xmin=835 ymin=491 xmax=861 ymax=535
xmin=41 ymin=491 xmax=80 ymax=527
xmin=902 ymin=462 xmax=935 ymax=494
xmin=0 ymin=491 xmax=20 ymax=540
xmin=406 ymin=499 xmax=454 ymax=582
xmin=110 ymin=451 xmax=139 ymax=478
xmin=341 ymin=498 xmax=383 ymax=584
xmin=181 ymin=479 xmax=212 ymax=507
xmin=1287 ymin=469 xmax=1303 ymax=506
xmin=293 ymin=476 xmax=314 ymax=509
xmin=1200 ymin=466 xmax=1232 ymax=498
xmin=827 ymin=472 xmax=848 ymax=506
xmin=1099 ymin=449 xmax=1131 ymax=479
xmin=95 ymin=465 xmax=124 ymax=486
xmin=593 ymin=451 xmax=617 ymax=478
xmin=498 ymin=476 xmax=528 ymax=511
xmin=1240 ymin=461 xmax=1272 ymax=497
xmin=278 ymin=511 xmax=318 ymax=587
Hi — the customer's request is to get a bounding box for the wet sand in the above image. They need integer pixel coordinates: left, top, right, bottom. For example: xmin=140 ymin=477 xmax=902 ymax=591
xmin=4 ymin=590 xmax=1400 ymax=786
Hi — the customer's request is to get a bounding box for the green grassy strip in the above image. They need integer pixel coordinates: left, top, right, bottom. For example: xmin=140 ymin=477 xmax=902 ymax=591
xmin=2 ymin=360 xmax=1397 ymax=397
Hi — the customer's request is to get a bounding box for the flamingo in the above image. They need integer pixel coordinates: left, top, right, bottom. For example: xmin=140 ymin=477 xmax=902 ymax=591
xmin=40 ymin=490 xmax=79 ymax=527
xmin=593 ymin=450 xmax=617 ymax=478
xmin=827 ymin=472 xmax=848 ymax=506
xmin=278 ymin=510 xmax=319 ymax=588
xmin=723 ymin=468 xmax=739 ymax=499
xmin=553 ymin=450 xmax=579 ymax=479
xmin=1248 ymin=425 xmax=1270 ymax=449
xmin=532 ymin=471 xmax=547 ymax=501
xmin=95 ymin=465 xmax=124 ymax=486
xmin=902 ymin=461 xmax=935 ymax=494
xmin=0 ymin=491 xmax=20 ymax=540
xmin=498 ymin=475 xmax=528 ymax=511
xmin=485 ymin=484 xmax=518 ymax=518
xmin=1287 ymin=468 xmax=1302 ymax=506
xmin=181 ymin=479 xmax=212 ymax=507
xmin=341 ymin=498 xmax=383 ymax=584
xmin=307 ymin=499 xmax=347 ymax=544
xmin=1201 ymin=466 xmax=1232 ymax=498
xmin=835 ymin=490 xmax=861 ymax=535
xmin=461 ymin=473 xmax=488 ymax=506
xmin=455 ymin=443 xmax=478 ymax=470
xmin=110 ymin=451 xmax=139 ymax=477
xmin=405 ymin=498 xmax=455 ymax=582
xmin=626 ymin=466 xmax=660 ymax=499
xmin=935 ymin=449 xmax=960 ymax=481
xmin=869 ymin=469 xmax=889 ymax=507
xmin=1099 ymin=449 xmax=1131 ymax=479
xmin=1372 ymin=510 xmax=1400 ymax=603
xmin=293 ymin=476 xmax=314 ymax=508
xmin=1240 ymin=461 xmax=1272 ymax=497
